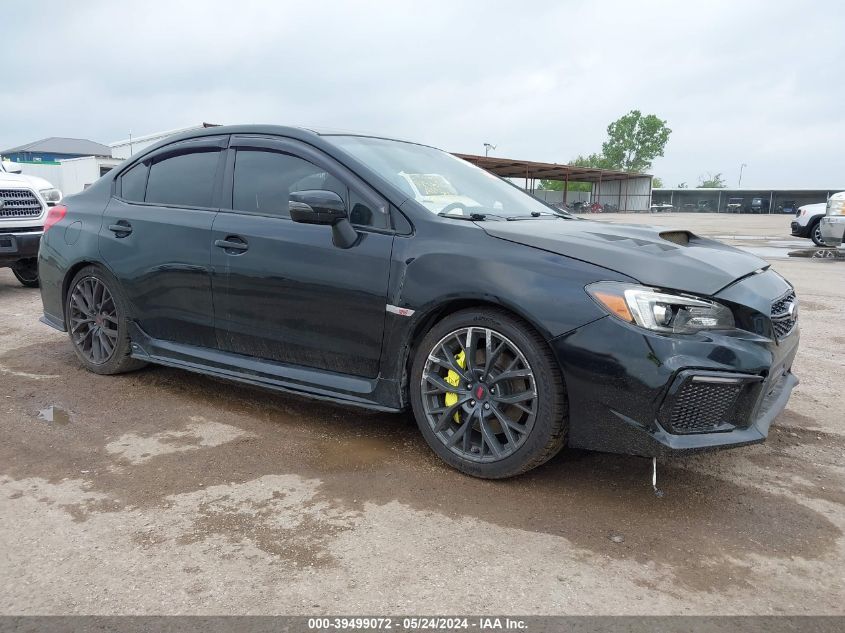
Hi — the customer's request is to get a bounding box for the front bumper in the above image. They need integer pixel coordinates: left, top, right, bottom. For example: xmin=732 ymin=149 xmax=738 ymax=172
xmin=820 ymin=216 xmax=845 ymax=247
xmin=551 ymin=271 xmax=800 ymax=458
xmin=790 ymin=220 xmax=809 ymax=238
xmin=0 ymin=229 xmax=42 ymax=266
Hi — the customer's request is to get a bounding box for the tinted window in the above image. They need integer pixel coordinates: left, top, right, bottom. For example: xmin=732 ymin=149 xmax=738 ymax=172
xmin=120 ymin=162 xmax=148 ymax=202
xmin=233 ymin=150 xmax=345 ymax=219
xmin=232 ymin=149 xmax=388 ymax=228
xmin=145 ymin=150 xmax=220 ymax=207
xmin=349 ymin=190 xmax=388 ymax=228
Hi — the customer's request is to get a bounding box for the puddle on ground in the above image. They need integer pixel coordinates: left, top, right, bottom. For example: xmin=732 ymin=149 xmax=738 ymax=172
xmin=37 ymin=405 xmax=71 ymax=425
xmin=788 ymin=248 xmax=845 ymax=260
xmin=315 ymin=434 xmax=397 ymax=472
xmin=711 ymin=237 xmax=811 ymax=260
xmin=734 ymin=241 xmax=819 ymax=260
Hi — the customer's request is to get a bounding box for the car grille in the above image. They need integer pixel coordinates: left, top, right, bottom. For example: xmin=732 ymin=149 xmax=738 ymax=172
xmin=0 ymin=225 xmax=42 ymax=234
xmin=0 ymin=189 xmax=43 ymax=219
xmin=771 ymin=290 xmax=797 ymax=339
xmin=668 ymin=380 xmax=743 ymax=434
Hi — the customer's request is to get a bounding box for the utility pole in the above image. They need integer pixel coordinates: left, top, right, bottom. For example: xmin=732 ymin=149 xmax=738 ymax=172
xmin=483 ymin=143 xmax=496 ymax=157
xmin=738 ymin=163 xmax=747 ymax=188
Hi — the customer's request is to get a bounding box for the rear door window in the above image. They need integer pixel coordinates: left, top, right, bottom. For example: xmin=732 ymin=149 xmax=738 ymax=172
xmin=119 ymin=162 xmax=148 ymax=202
xmin=145 ymin=150 xmax=221 ymax=208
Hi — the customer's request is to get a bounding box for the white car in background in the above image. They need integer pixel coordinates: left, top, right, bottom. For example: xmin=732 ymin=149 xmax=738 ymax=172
xmin=820 ymin=192 xmax=845 ymax=248
xmin=790 ymin=202 xmax=828 ymax=247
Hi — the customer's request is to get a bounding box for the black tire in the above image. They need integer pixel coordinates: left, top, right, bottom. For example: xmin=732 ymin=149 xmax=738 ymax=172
xmin=810 ymin=219 xmax=825 ymax=247
xmin=12 ymin=258 xmax=39 ymax=288
xmin=64 ymin=265 xmax=146 ymax=375
xmin=410 ymin=308 xmax=567 ymax=479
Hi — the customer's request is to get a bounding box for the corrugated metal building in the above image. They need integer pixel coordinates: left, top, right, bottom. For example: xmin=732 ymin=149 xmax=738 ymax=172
xmin=652 ymin=188 xmax=843 ymax=213
xmin=456 ymin=154 xmax=653 ymax=212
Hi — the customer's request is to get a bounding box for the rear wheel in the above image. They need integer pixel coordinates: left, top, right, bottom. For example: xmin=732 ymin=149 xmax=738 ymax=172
xmin=410 ymin=308 xmax=567 ymax=478
xmin=65 ymin=266 xmax=146 ymax=375
xmin=810 ymin=219 xmax=824 ymax=247
xmin=12 ymin=258 xmax=39 ymax=288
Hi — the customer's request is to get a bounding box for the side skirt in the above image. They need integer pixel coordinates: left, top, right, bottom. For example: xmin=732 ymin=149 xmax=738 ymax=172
xmin=127 ymin=322 xmax=404 ymax=413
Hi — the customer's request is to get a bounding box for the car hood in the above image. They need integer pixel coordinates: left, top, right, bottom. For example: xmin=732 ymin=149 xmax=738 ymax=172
xmin=799 ymin=203 xmax=827 ymax=216
xmin=480 ymin=218 xmax=768 ymax=296
xmin=0 ymin=172 xmax=55 ymax=191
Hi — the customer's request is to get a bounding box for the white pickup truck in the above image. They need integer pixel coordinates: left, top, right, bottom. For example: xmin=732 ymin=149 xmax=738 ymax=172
xmin=820 ymin=192 xmax=845 ymax=249
xmin=0 ymin=159 xmax=62 ymax=287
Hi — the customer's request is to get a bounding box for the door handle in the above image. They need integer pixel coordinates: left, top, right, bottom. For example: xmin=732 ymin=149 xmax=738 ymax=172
xmin=108 ymin=221 xmax=133 ymax=237
xmin=214 ymin=237 xmax=249 ymax=253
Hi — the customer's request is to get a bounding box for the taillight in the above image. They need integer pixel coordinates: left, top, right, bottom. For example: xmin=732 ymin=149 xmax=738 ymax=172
xmin=44 ymin=205 xmax=67 ymax=232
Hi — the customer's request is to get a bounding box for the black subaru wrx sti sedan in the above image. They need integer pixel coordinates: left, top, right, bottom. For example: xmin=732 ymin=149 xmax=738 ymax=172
xmin=37 ymin=125 xmax=799 ymax=478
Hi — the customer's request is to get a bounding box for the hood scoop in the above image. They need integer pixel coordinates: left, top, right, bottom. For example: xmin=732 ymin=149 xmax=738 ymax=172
xmin=586 ymin=232 xmax=678 ymax=253
xmin=659 ymin=230 xmax=692 ymax=246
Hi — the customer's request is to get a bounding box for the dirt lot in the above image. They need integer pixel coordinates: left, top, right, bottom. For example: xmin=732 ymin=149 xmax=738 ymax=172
xmin=1 ymin=214 xmax=843 ymax=615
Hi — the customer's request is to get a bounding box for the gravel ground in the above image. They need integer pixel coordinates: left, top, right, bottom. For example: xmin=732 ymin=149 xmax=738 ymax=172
xmin=1 ymin=213 xmax=843 ymax=615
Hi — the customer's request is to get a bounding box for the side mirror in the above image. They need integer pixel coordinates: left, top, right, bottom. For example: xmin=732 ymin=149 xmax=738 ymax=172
xmin=289 ymin=189 xmax=359 ymax=249
xmin=1 ymin=160 xmax=22 ymax=174
xmin=289 ymin=190 xmax=347 ymax=225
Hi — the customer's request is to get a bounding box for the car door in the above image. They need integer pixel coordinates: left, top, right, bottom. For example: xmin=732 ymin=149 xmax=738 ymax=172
xmin=99 ymin=136 xmax=227 ymax=347
xmin=210 ymin=136 xmax=394 ymax=378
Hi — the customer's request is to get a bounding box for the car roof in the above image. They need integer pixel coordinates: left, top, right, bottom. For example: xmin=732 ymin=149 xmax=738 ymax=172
xmin=116 ymin=124 xmax=440 ymax=213
xmin=124 ymin=124 xmax=444 ymax=175
xmin=147 ymin=124 xmax=435 ymax=150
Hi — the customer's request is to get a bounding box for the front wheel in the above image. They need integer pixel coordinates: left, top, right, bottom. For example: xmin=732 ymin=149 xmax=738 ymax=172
xmin=810 ymin=219 xmax=825 ymax=247
xmin=12 ymin=258 xmax=39 ymax=288
xmin=410 ymin=308 xmax=567 ymax=478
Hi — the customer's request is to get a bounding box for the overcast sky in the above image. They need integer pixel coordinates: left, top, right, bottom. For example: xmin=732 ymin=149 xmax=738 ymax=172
xmin=4 ymin=0 xmax=844 ymax=188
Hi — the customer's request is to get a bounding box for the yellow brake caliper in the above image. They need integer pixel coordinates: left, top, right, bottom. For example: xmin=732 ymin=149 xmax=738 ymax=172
xmin=444 ymin=350 xmax=466 ymax=423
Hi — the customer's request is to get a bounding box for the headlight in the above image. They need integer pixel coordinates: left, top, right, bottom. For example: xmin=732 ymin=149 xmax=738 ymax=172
xmin=586 ymin=282 xmax=735 ymax=333
xmin=826 ymin=198 xmax=844 ymax=216
xmin=39 ymin=188 xmax=63 ymax=205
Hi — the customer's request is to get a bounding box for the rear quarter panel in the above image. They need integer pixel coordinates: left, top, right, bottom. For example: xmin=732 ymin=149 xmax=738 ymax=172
xmin=38 ymin=180 xmax=113 ymax=327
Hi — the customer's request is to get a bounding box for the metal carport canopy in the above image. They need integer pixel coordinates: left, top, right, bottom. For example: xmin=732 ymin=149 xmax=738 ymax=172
xmin=452 ymin=153 xmax=651 ymax=183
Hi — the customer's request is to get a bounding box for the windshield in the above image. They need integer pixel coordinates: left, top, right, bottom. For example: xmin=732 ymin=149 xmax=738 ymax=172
xmin=326 ymin=135 xmax=568 ymax=219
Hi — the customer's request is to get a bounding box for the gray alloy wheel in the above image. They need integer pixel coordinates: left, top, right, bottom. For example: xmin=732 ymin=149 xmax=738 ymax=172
xmin=68 ymin=275 xmax=120 ymax=365
xmin=420 ymin=326 xmax=538 ymax=463
xmin=410 ymin=308 xmax=567 ymax=478
xmin=65 ymin=266 xmax=146 ymax=375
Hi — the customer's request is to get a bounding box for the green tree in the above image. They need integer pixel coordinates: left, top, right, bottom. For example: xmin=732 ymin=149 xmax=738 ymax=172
xmin=570 ymin=153 xmax=613 ymax=169
xmin=601 ymin=110 xmax=672 ymax=172
xmin=652 ymin=176 xmax=664 ymax=188
xmin=539 ymin=153 xmax=609 ymax=192
xmin=538 ymin=111 xmax=672 ymax=191
xmin=539 ymin=179 xmax=592 ymax=192
xmin=697 ymin=172 xmax=727 ymax=188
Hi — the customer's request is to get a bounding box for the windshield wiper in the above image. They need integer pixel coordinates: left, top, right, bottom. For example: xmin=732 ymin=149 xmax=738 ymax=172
xmin=506 ymin=211 xmax=570 ymax=221
xmin=437 ymin=211 xmax=488 ymax=221
xmin=437 ymin=210 xmax=506 ymax=221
